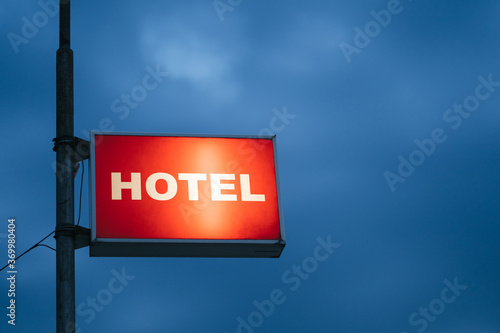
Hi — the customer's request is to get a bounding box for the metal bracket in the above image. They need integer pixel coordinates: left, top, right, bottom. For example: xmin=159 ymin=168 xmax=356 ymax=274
xmin=53 ymin=225 xmax=90 ymax=250
xmin=75 ymin=226 xmax=90 ymax=250
xmin=52 ymin=136 xmax=90 ymax=162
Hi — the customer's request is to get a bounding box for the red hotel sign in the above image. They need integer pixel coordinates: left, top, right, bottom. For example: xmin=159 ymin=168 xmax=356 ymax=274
xmin=89 ymin=132 xmax=285 ymax=258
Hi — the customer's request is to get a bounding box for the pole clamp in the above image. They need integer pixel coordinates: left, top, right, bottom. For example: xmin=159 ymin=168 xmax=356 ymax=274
xmin=52 ymin=136 xmax=90 ymax=162
xmin=54 ymin=225 xmax=91 ymax=250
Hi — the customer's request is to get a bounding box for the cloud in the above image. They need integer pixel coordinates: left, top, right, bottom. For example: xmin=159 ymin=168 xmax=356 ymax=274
xmin=139 ymin=8 xmax=245 ymax=104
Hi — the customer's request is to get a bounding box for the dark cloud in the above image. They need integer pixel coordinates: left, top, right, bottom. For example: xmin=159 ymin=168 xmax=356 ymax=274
xmin=1 ymin=0 xmax=499 ymax=332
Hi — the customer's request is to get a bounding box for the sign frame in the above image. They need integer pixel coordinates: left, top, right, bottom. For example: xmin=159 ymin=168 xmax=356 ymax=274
xmin=89 ymin=131 xmax=286 ymax=258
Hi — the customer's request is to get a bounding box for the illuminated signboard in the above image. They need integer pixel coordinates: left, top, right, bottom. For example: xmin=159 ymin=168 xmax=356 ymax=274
xmin=89 ymin=132 xmax=285 ymax=258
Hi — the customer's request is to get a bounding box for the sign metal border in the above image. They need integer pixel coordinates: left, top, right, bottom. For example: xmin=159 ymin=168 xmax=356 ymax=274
xmin=89 ymin=131 xmax=286 ymax=258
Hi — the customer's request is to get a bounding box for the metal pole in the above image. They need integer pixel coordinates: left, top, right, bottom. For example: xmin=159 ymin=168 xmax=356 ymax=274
xmin=55 ymin=0 xmax=75 ymax=332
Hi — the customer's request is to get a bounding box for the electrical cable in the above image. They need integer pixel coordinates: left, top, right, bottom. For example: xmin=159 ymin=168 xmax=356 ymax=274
xmin=0 ymin=230 xmax=55 ymax=272
xmin=1 ymin=161 xmax=86 ymax=272
xmin=37 ymin=244 xmax=56 ymax=251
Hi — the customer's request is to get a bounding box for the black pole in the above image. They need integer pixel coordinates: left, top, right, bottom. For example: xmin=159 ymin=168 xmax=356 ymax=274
xmin=55 ymin=0 xmax=75 ymax=332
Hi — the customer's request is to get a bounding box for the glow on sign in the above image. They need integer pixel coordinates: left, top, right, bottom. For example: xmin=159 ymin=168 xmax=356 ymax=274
xmin=89 ymin=132 xmax=285 ymax=257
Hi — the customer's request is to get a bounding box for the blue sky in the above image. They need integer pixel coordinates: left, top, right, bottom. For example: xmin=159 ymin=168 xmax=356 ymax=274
xmin=1 ymin=0 xmax=500 ymax=332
